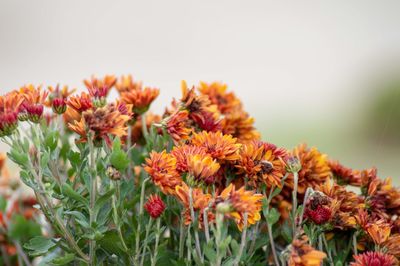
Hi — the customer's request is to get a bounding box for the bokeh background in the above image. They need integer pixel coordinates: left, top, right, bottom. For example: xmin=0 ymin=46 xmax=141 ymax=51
xmin=1 ymin=0 xmax=399 ymax=179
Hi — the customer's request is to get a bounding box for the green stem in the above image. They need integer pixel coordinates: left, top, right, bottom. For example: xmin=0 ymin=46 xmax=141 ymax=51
xmin=178 ymin=217 xmax=185 ymax=259
xmin=189 ymin=187 xmax=203 ymax=262
xmin=292 ymin=171 xmax=299 ymax=238
xmin=34 ymin=124 xmax=89 ymax=262
xmin=247 ymin=221 xmax=259 ymax=256
xmin=215 ymin=212 xmax=223 ymax=266
xmin=110 ymin=181 xmax=133 ymax=263
xmin=88 ymin=136 xmax=97 ymax=265
xmin=135 ymin=177 xmax=149 ymax=263
xmin=322 ymin=234 xmax=334 ymax=266
xmin=353 ymin=232 xmax=358 ymax=255
xmin=234 ymin=213 xmax=248 ymax=266
xmin=140 ymin=219 xmax=153 ymax=266
xmin=151 ymin=218 xmax=161 ymax=266
xmin=141 ymin=112 xmax=148 ymax=140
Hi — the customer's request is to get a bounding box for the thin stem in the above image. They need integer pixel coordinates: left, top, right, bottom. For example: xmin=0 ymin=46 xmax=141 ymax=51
xmin=322 ymin=234 xmax=334 ymax=266
xmin=110 ymin=181 xmax=133 ymax=263
xmin=189 ymin=187 xmax=203 ymax=262
xmin=234 ymin=213 xmax=248 ymax=266
xmin=263 ymin=189 xmax=280 ymax=266
xmin=14 ymin=241 xmax=32 ymax=266
xmin=88 ymin=136 xmax=97 ymax=265
xmin=140 ymin=219 xmax=153 ymax=266
xmin=1 ymin=245 xmax=11 ymax=266
xmin=267 ymin=220 xmax=280 ymax=266
xmin=127 ymin=124 xmax=133 ymax=180
xmin=203 ymin=202 xmax=213 ymax=243
xmin=292 ymin=171 xmax=299 ymax=238
xmin=353 ymin=232 xmax=358 ymax=256
xmin=178 ymin=216 xmax=185 ymax=259
xmin=151 ymin=218 xmax=162 ymax=266
xmin=215 ymin=212 xmax=223 ymax=266
xmin=141 ymin=112 xmax=148 ymax=140
xmin=248 ymin=221 xmax=259 ymax=256
xmin=31 ymin=124 xmax=89 ymax=262
xmin=135 ymin=177 xmax=149 ymax=263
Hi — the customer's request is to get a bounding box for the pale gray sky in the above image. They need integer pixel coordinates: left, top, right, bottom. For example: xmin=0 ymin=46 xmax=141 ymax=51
xmin=1 ymin=0 xmax=400 ymax=177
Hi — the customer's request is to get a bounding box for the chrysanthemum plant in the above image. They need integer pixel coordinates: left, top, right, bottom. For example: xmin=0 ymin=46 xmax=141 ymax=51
xmin=0 ymin=76 xmax=399 ymax=266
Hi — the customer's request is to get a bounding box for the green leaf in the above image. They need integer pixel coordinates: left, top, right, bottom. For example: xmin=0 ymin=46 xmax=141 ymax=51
xmin=110 ymin=145 xmax=129 ymax=172
xmin=61 ymin=183 xmax=88 ymax=206
xmin=40 ymin=152 xmax=50 ymax=169
xmin=97 ymin=230 xmax=124 ymax=256
xmin=266 ymin=208 xmax=280 ymax=225
xmin=230 ymin=239 xmax=240 ymax=255
xmin=8 ymin=215 xmax=41 ymax=240
xmin=8 ymin=149 xmax=29 ymax=167
xmin=94 ymin=188 xmax=115 ymax=216
xmin=24 ymin=236 xmax=56 ymax=257
xmin=44 ymin=131 xmax=58 ymax=151
xmin=67 ymin=150 xmax=80 ymax=169
xmin=204 ymin=242 xmax=216 ymax=262
xmin=50 ymin=253 xmax=75 ymax=265
xmin=0 ymin=195 xmax=7 ymax=211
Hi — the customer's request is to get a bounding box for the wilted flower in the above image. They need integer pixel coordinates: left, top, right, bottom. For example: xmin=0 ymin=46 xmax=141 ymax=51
xmin=144 ymin=151 xmax=182 ymax=195
xmin=144 ymin=194 xmax=166 ymax=219
xmin=351 ymin=251 xmax=397 ymax=266
xmin=191 ymin=131 xmax=241 ymax=162
xmin=218 ymin=183 xmax=263 ymax=230
xmin=287 ymin=235 xmax=327 ymax=266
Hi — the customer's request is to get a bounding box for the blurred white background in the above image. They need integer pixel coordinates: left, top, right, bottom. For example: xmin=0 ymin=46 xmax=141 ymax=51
xmin=1 ymin=0 xmax=400 ymax=178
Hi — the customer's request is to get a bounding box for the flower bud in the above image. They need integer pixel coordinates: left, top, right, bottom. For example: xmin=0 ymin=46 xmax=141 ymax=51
xmin=106 ymin=166 xmax=121 ymax=181
xmin=0 ymin=112 xmax=18 ymax=137
xmin=26 ymin=104 xmax=44 ymax=123
xmin=52 ymin=98 xmax=67 ymax=114
xmin=286 ymin=156 xmax=301 ymax=173
xmin=144 ymin=194 xmax=166 ymax=219
xmin=216 ymin=202 xmax=232 ymax=214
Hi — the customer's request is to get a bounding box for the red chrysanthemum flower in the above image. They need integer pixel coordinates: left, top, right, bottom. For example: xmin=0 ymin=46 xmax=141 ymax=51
xmin=144 ymin=195 xmax=166 ymax=219
xmin=351 ymin=251 xmax=397 ymax=266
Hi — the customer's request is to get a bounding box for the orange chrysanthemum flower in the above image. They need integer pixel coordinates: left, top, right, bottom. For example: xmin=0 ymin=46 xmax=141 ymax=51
xmin=171 ymin=145 xmax=208 ymax=173
xmin=288 ymin=235 xmax=327 ymax=266
xmin=0 ymin=91 xmax=23 ymax=136
xmin=68 ymin=104 xmax=130 ymax=145
xmin=187 ymin=154 xmax=220 ymax=185
xmin=236 ymin=141 xmax=287 ymax=188
xmin=351 ymin=251 xmax=398 ymax=266
xmin=329 ymin=160 xmax=361 ymax=186
xmin=83 ymin=75 xmax=117 ymax=97
xmin=198 ymin=81 xmax=242 ymax=114
xmin=367 ymin=221 xmax=391 ymax=245
xmin=218 ymin=183 xmax=263 ymax=230
xmin=120 ymin=86 xmax=159 ymax=114
xmin=125 ymin=112 xmax=161 ymax=145
xmin=115 ymin=75 xmax=143 ymax=94
xmin=46 ymin=84 xmax=76 ymax=107
xmin=221 ymin=110 xmax=260 ymax=143
xmin=191 ymin=131 xmax=241 ymax=162
xmin=175 ymin=182 xmax=214 ymax=228
xmin=286 ymin=144 xmax=331 ymax=195
xmin=383 ymin=234 xmax=400 ymax=259
xmin=144 ymin=151 xmax=182 ymax=195
xmin=166 ymin=110 xmax=192 ymax=142
xmin=316 ymin=179 xmax=363 ymax=229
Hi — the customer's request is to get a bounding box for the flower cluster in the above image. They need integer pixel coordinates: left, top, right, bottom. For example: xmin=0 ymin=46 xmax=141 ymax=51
xmin=0 ymin=74 xmax=399 ymax=266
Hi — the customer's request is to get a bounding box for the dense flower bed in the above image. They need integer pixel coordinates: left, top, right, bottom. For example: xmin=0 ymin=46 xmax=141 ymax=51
xmin=0 ymin=75 xmax=399 ymax=265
